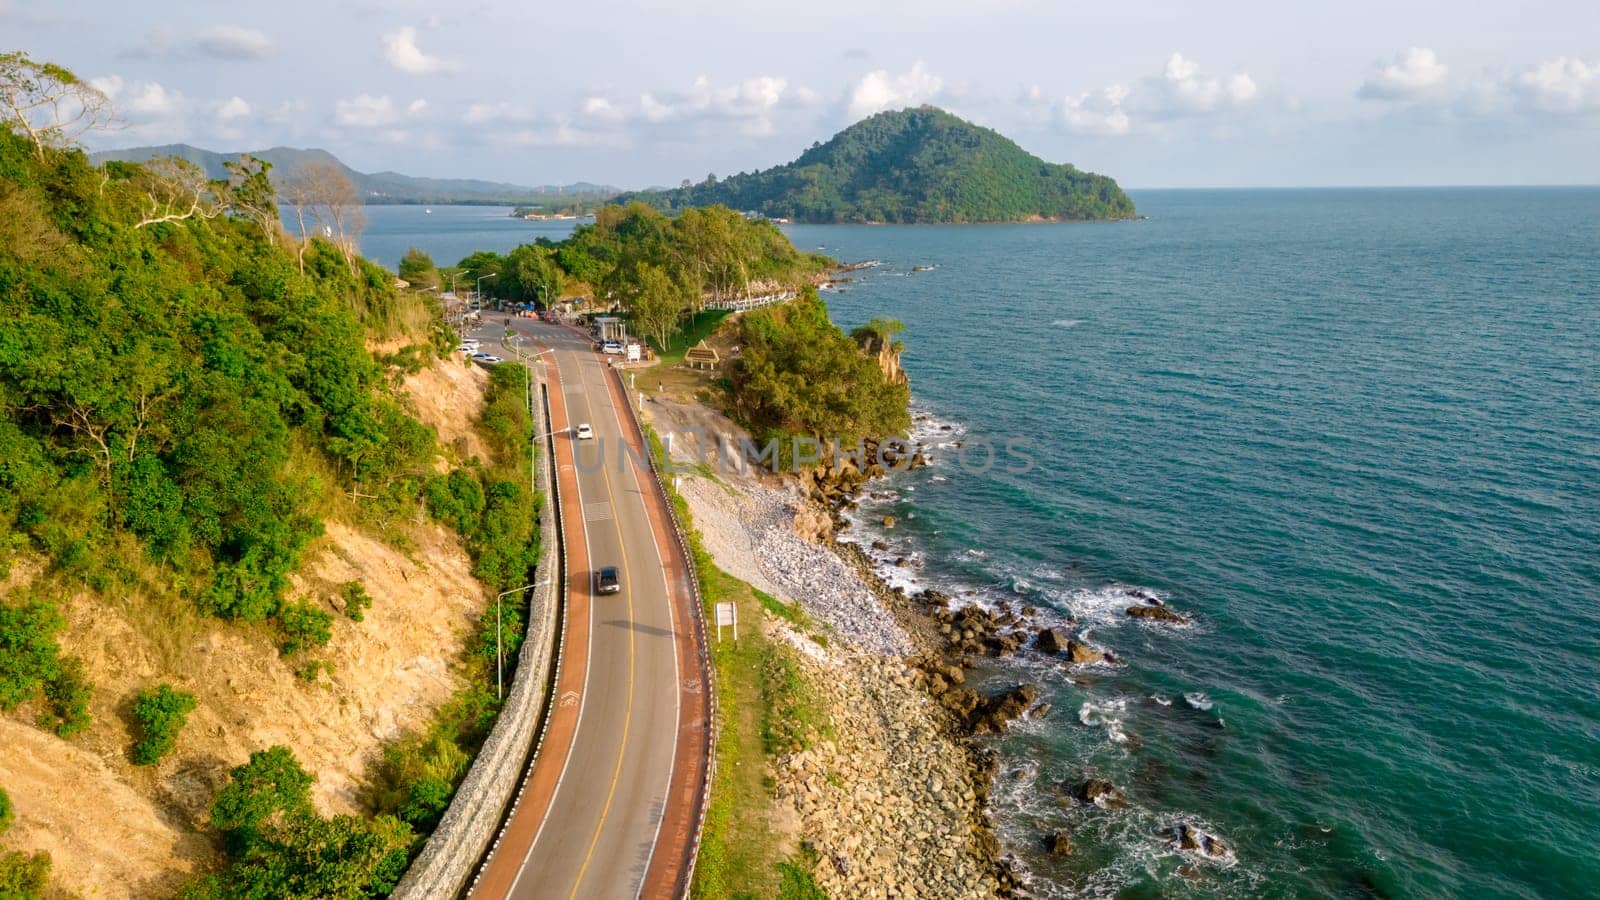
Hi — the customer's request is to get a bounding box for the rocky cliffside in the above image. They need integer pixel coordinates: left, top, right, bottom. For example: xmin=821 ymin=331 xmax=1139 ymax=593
xmin=0 ymin=358 xmax=496 ymax=898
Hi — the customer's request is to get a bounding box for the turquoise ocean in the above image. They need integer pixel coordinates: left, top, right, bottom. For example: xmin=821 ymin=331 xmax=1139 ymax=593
xmin=365 ymin=188 xmax=1600 ymax=898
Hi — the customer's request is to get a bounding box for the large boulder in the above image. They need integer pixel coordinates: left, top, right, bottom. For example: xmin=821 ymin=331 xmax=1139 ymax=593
xmin=792 ymin=506 xmax=833 ymax=543
xmin=1046 ymin=830 xmax=1073 ymax=856
xmin=1033 ymin=627 xmax=1072 ymax=654
xmin=939 ymin=686 xmax=981 ymax=719
xmin=1066 ymin=639 xmax=1104 ymax=664
xmin=1127 ymin=604 xmax=1187 ymax=624
xmin=970 ymin=683 xmax=1040 ymax=733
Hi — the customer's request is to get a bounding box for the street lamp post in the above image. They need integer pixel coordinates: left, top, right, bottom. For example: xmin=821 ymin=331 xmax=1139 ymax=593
xmin=496 ymin=580 xmax=550 ymax=700
xmin=477 ymin=272 xmax=497 ymax=309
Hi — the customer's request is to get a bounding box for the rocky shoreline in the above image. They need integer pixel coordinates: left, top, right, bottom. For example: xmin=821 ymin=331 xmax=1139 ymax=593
xmin=649 ymin=400 xmax=1192 ymax=895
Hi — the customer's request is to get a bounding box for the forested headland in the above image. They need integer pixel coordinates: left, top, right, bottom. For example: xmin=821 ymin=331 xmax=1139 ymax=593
xmin=620 ymin=106 xmax=1137 ymax=224
xmin=452 ymin=202 xmax=833 ymax=349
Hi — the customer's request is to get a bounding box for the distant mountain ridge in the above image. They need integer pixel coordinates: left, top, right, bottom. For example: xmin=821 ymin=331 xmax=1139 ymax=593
xmin=620 ymin=106 xmax=1136 ymax=223
xmin=88 ymin=143 xmax=618 ymax=206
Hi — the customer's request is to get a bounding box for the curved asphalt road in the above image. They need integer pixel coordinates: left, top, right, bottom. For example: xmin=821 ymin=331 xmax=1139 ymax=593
xmin=473 ymin=320 xmax=688 ymax=900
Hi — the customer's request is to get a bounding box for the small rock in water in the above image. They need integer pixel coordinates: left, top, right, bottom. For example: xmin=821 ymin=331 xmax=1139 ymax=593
xmin=1046 ymin=830 xmax=1073 ymax=856
xmin=1172 ymin=822 xmax=1231 ymax=859
xmin=882 ymin=515 xmax=896 ymax=527
xmin=1073 ymin=778 xmax=1128 ymax=808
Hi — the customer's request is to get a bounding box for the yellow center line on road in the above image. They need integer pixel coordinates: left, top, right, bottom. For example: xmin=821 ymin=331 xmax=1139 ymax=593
xmin=567 ymin=358 xmax=638 ymax=900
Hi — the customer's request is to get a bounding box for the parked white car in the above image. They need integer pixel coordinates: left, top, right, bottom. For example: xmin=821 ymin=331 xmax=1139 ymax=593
xmin=471 ymin=353 xmax=503 ymax=365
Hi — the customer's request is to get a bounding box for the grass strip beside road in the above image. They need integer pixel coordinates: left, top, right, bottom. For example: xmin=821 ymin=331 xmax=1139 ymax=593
xmin=642 ymin=425 xmax=829 ymax=900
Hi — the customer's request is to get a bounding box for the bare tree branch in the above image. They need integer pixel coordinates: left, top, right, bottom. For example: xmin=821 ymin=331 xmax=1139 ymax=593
xmin=0 ymin=52 xmax=113 ymax=161
xmin=132 ymin=157 xmax=224 ymax=229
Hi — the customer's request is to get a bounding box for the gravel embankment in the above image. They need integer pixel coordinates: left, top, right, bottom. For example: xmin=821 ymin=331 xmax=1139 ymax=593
xmin=677 ymin=474 xmax=911 ymax=656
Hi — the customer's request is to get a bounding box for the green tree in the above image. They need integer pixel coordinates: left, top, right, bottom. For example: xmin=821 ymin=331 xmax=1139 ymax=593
xmin=210 ymin=746 xmax=316 ymax=854
xmin=397 ymin=247 xmax=440 ymax=291
xmin=727 ymin=289 xmax=911 ymax=446
xmin=196 ymin=746 xmax=413 ymax=899
xmin=626 ymin=262 xmax=691 ymax=351
xmin=276 ymin=600 xmax=334 ymax=657
xmin=0 ymin=785 xmax=12 ymax=835
xmin=0 ymin=600 xmax=63 ymax=712
xmin=0 ymin=850 xmax=50 ymax=899
xmin=130 ymin=684 xmax=198 ymax=765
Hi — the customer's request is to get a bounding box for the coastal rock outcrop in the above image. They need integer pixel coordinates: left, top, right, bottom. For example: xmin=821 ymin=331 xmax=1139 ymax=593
xmin=1034 ymin=627 xmax=1072 ymax=654
xmin=1066 ymin=639 xmax=1104 ymax=665
xmin=1047 ymin=830 xmax=1074 ymax=856
xmin=1074 ymin=779 xmax=1128 ymax=808
xmin=970 ymin=683 xmax=1040 ymax=734
xmin=1172 ymin=822 xmax=1231 ymax=860
xmin=1126 ymin=604 xmax=1187 ymax=624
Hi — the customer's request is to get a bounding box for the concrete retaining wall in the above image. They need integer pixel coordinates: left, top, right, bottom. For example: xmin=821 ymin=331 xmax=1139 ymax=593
xmin=391 ymin=373 xmax=563 ymax=900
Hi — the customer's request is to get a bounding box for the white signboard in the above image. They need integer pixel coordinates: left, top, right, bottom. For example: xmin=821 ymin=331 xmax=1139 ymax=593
xmin=715 ymin=601 xmax=738 ymax=641
xmin=627 ymin=343 xmax=641 ymax=362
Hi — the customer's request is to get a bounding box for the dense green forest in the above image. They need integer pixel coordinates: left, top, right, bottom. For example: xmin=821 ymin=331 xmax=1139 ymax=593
xmin=726 ymin=288 xmax=911 ymax=446
xmin=0 ymin=52 xmax=545 ymax=896
xmin=456 ymin=202 xmax=832 ymax=348
xmin=620 ymin=106 xmax=1137 ymax=224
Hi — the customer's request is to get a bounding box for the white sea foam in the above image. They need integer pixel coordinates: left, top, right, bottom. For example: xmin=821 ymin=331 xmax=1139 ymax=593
xmin=1064 ymin=584 xmax=1163 ymax=625
xmin=1052 ymin=318 xmax=1085 ymax=328
xmin=1078 ymin=698 xmax=1130 ymax=744
xmin=1184 ymin=692 xmax=1214 ymax=711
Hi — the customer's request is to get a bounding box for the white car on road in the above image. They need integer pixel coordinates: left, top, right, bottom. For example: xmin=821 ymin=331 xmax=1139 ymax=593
xmin=575 ymin=423 xmax=594 ymax=440
xmin=471 ymin=353 xmax=503 ymax=365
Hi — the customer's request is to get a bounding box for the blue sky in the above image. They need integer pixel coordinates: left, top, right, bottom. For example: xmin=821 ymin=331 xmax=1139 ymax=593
xmin=6 ymin=0 xmax=1598 ymax=188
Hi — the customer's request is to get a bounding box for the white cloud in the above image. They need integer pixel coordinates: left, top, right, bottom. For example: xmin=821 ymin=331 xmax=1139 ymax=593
xmin=469 ymin=72 xmax=821 ymax=151
xmin=848 ymin=62 xmax=944 ymax=120
xmin=334 ymin=94 xmax=432 ymax=131
xmin=583 ymin=96 xmax=623 ymax=122
xmin=215 ymin=96 xmax=251 ymax=121
xmin=335 ymin=94 xmax=398 ymax=127
xmin=1510 ymin=57 xmax=1600 ymax=114
xmin=88 ymin=75 xmax=189 ymax=141
xmin=88 ymin=75 xmax=124 ymax=98
xmin=1140 ymin=52 xmax=1260 ymax=117
xmin=194 ymin=26 xmax=274 ymax=61
xmin=1358 ymin=47 xmax=1448 ymax=101
xmin=464 ymin=101 xmax=518 ymax=125
xmin=100 ymin=77 xmax=183 ymax=116
xmin=266 ymin=99 xmax=308 ymax=126
xmin=382 ymin=25 xmax=460 ymax=75
xmin=1059 ymin=85 xmax=1132 ymax=135
xmin=1028 ymin=53 xmax=1256 ymax=136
